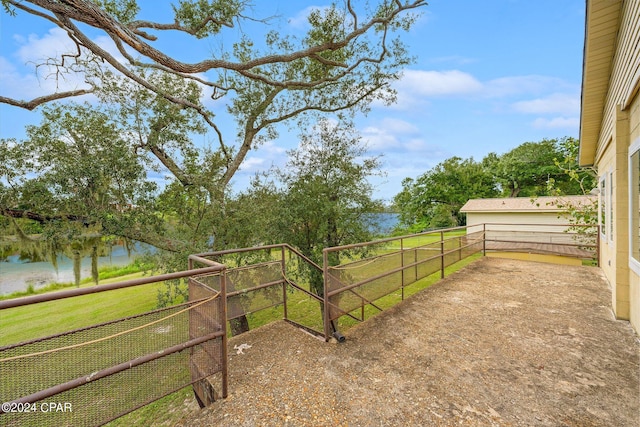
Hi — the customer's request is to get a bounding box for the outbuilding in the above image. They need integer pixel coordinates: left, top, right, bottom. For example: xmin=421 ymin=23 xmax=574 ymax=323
xmin=460 ymin=195 xmax=596 ymax=265
xmin=460 ymin=195 xmax=595 ymax=230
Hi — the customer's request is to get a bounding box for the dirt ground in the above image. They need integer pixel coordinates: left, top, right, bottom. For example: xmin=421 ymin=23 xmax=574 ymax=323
xmin=177 ymin=257 xmax=640 ymax=427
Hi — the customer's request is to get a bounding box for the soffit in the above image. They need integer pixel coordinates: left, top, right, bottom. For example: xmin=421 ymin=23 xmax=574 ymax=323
xmin=579 ymin=0 xmax=623 ymax=166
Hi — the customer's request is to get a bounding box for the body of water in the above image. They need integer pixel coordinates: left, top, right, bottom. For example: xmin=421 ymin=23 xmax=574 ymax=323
xmin=370 ymin=212 xmax=400 ymax=234
xmin=0 ymin=244 xmax=147 ymax=295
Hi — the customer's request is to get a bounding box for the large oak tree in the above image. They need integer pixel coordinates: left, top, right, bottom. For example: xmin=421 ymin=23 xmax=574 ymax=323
xmin=0 ymin=0 xmax=427 ymax=259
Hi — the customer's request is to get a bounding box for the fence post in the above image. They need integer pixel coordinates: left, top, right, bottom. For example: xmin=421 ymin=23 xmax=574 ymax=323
xmin=440 ymin=230 xmax=445 ymax=279
xmin=281 ymin=245 xmax=288 ymax=321
xmin=323 ymin=249 xmax=331 ymax=341
xmin=414 ymin=236 xmax=418 ymax=283
xmin=482 ymin=223 xmax=486 ymax=256
xmin=220 ymin=269 xmax=228 ymax=398
xmin=401 ymin=237 xmax=405 ymax=301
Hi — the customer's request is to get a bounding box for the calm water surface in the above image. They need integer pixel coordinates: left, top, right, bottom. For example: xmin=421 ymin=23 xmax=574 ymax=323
xmin=0 ymin=244 xmax=144 ymax=295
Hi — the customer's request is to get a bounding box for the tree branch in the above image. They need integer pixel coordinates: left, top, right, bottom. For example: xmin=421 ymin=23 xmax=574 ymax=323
xmin=9 ymin=0 xmax=425 ymax=75
xmin=0 ymin=89 xmax=94 ymax=111
xmin=220 ymin=87 xmax=282 ymax=187
xmin=0 ymin=207 xmax=187 ymax=253
xmin=1 ymin=207 xmax=90 ymax=224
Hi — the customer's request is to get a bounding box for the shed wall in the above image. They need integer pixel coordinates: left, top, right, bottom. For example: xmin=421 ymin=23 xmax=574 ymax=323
xmin=465 ymin=212 xmax=570 ymax=230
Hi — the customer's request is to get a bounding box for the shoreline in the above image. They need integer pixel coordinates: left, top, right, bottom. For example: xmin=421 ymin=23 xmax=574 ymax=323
xmin=0 ymin=259 xmax=142 ymax=300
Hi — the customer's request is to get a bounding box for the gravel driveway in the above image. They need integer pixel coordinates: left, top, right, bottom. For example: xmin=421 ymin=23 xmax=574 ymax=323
xmin=178 ymin=257 xmax=640 ymax=427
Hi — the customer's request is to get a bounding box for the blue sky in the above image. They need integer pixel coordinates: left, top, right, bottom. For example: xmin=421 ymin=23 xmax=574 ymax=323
xmin=0 ymin=1 xmax=586 ymax=202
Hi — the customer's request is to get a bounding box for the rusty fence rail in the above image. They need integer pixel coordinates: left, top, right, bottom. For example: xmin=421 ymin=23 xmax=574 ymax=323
xmin=476 ymin=223 xmax=599 ymax=262
xmin=0 ymin=223 xmax=600 ymax=425
xmin=322 ymin=226 xmax=483 ymax=340
xmin=0 ymin=266 xmax=227 ymax=427
xmin=322 ymin=223 xmax=598 ymax=340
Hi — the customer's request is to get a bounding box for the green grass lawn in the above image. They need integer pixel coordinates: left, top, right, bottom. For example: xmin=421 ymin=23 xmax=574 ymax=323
xmin=0 ymin=272 xmax=154 ymax=346
xmin=385 ymin=229 xmax=467 ymax=248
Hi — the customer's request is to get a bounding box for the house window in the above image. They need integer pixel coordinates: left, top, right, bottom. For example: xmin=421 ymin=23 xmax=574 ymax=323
xmin=630 ymin=140 xmax=640 ymax=267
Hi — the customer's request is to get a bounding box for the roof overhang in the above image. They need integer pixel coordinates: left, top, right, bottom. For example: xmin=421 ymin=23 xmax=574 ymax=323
xmin=579 ymin=0 xmax=623 ymax=166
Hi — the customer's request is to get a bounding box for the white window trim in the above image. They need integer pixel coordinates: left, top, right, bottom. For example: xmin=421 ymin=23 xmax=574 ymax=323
xmin=599 ymin=170 xmax=613 ymax=245
xmin=628 ymin=136 xmax=640 ymax=275
xmin=599 ymin=175 xmax=607 ymax=241
xmin=609 ymin=170 xmax=614 ymax=244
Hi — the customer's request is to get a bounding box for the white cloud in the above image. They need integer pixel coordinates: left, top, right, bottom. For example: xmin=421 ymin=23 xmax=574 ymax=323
xmin=260 ymin=139 xmax=287 ymax=156
xmin=362 ymin=118 xmax=420 ymax=151
xmin=391 ymin=71 xmax=579 ymax=108
xmin=0 ymin=56 xmax=20 ymax=83
xmin=532 ymin=116 xmax=580 ymax=129
xmin=403 ymin=138 xmax=437 ymax=152
xmin=484 ymin=75 xmax=575 ymax=98
xmin=237 ymin=140 xmax=287 ymax=174
xmin=0 ymin=53 xmax=87 ymax=101
xmin=512 ymin=93 xmax=579 ymax=116
xmin=362 ymin=127 xmax=400 ymax=151
xmin=377 ymin=117 xmax=420 ymax=134
xmin=390 ymin=69 xmax=482 ymax=110
xmin=238 ymin=156 xmax=267 ymax=172
xmin=15 ymin=28 xmax=79 ymax=64
xmin=398 ymin=69 xmax=483 ymax=97
xmin=1 ymin=28 xmax=128 ymax=101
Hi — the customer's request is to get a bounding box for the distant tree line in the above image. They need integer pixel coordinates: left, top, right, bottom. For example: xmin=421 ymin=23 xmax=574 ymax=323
xmin=392 ymin=137 xmax=596 ymax=232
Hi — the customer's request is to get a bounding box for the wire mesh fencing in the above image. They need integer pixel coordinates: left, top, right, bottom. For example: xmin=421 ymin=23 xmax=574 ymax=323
xmin=482 ymin=223 xmax=598 ymax=261
xmin=323 ymin=227 xmax=485 ymax=338
xmin=0 ymin=268 xmax=226 ymax=427
xmin=190 ymin=245 xmax=326 ymax=338
xmin=0 ymin=224 xmax=599 ymax=426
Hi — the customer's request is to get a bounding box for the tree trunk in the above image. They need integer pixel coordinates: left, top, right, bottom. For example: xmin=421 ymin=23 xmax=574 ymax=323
xmin=229 ymin=317 xmax=250 ymax=336
xmin=91 ymin=246 xmax=99 ymax=285
xmin=73 ymin=251 xmax=81 ymax=288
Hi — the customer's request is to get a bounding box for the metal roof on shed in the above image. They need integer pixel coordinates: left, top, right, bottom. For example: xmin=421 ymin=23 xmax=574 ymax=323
xmin=460 ymin=196 xmax=596 ymax=213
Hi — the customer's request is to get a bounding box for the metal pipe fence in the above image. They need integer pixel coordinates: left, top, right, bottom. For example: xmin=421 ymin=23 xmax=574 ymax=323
xmin=0 ymin=266 xmax=227 ymax=427
xmin=321 ymin=226 xmax=484 ymax=340
xmin=191 ymin=244 xmax=325 ymax=338
xmin=322 ymin=223 xmax=598 ymax=340
xmin=480 ymin=223 xmax=598 ymax=260
xmin=0 ymin=222 xmax=600 ymax=425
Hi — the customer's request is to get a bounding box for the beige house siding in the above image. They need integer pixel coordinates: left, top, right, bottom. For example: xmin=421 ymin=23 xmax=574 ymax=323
xmin=579 ymin=0 xmax=623 ymax=165
xmin=580 ymin=0 xmax=640 ymax=334
xmin=629 ymin=92 xmax=640 ymax=330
